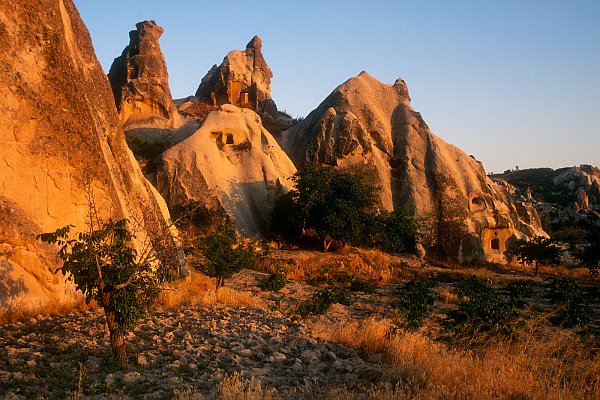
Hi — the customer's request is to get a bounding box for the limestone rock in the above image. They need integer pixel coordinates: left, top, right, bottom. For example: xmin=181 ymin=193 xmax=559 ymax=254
xmin=155 ymin=105 xmax=297 ymax=237
xmin=108 ymin=21 xmax=182 ymax=130
xmin=195 ymin=36 xmax=276 ymax=118
xmin=281 ymin=72 xmax=546 ymax=263
xmin=0 ymin=0 xmax=179 ymax=306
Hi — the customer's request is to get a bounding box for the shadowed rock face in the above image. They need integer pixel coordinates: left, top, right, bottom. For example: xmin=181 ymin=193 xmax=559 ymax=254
xmin=0 ymin=1 xmax=179 ymax=304
xmin=195 ymin=35 xmax=277 ymax=119
xmin=155 ymin=105 xmax=297 ymax=237
xmin=108 ymin=20 xmax=182 ymax=130
xmin=281 ymin=72 xmax=546 ymax=263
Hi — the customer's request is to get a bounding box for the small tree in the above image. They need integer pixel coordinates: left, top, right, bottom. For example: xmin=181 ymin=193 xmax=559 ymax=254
xmin=275 ymin=164 xmax=378 ymax=251
xmin=506 ymin=237 xmax=562 ymax=276
xmin=579 ymin=224 xmax=600 ymax=277
xmin=193 ymin=222 xmax=256 ymax=289
xmin=39 ymin=219 xmax=176 ymax=367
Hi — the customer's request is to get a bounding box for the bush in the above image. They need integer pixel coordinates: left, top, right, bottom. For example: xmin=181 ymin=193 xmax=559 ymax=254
xmin=505 ymin=279 xmax=535 ymax=308
xmin=393 ymin=278 xmax=437 ymax=329
xmin=547 ymin=278 xmax=593 ymax=327
xmin=296 ymin=287 xmax=354 ymax=316
xmin=348 ymin=276 xmax=377 ymax=294
xmin=193 ymin=222 xmax=256 ymax=289
xmin=448 ymin=277 xmax=517 ymax=339
xmin=362 ymin=210 xmax=417 ymax=254
xmin=257 ymin=270 xmax=287 ymax=293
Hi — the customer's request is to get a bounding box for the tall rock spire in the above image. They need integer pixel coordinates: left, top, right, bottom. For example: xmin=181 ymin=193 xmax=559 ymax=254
xmin=108 ymin=20 xmax=182 ymax=130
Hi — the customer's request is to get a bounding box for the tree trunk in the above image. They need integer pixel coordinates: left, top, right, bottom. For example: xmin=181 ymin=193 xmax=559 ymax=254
xmin=323 ymin=238 xmax=333 ymax=252
xmin=105 ymin=308 xmax=127 ymax=367
xmin=534 ymin=261 xmax=538 ymax=277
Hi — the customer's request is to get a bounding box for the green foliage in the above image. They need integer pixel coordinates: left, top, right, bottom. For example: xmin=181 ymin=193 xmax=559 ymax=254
xmin=505 ymin=237 xmax=562 ymax=275
xmin=193 ymin=222 xmax=256 ymax=288
xmin=296 ymin=287 xmax=354 ymax=316
xmin=362 ymin=210 xmax=417 ymax=254
xmin=580 ymin=224 xmax=600 ymax=276
xmin=448 ymin=277 xmax=517 ymax=338
xmin=547 ymin=277 xmax=593 ymax=327
xmin=39 ymin=220 xmax=172 ymax=333
xmin=270 ymin=164 xmax=417 ymax=253
xmin=393 ymin=278 xmax=437 ymax=329
xmin=257 ymin=270 xmax=287 ymax=292
xmin=348 ymin=276 xmax=377 ymax=294
xmin=504 ymin=279 xmax=535 ymax=308
xmin=38 ymin=219 xmax=176 ymax=366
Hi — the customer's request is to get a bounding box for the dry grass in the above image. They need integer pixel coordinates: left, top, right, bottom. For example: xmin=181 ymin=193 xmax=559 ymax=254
xmin=267 ymin=248 xmax=408 ymax=287
xmin=0 ymin=294 xmax=95 ymax=324
xmin=314 ymin=317 xmax=600 ymax=400
xmin=216 ymin=372 xmax=281 ymax=400
xmin=157 ymin=271 xmax=267 ymax=309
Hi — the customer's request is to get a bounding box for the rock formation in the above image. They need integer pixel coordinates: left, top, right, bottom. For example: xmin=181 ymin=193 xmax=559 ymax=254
xmin=195 ymin=36 xmax=274 ymax=113
xmin=492 ymin=165 xmax=600 ymax=228
xmin=0 ymin=0 xmax=180 ymax=306
xmin=108 ymin=20 xmax=182 ymax=130
xmin=155 ymin=105 xmax=297 ymax=237
xmin=281 ymin=72 xmax=546 ymax=263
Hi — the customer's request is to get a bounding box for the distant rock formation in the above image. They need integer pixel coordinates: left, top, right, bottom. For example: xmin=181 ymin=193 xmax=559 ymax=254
xmin=108 ymin=20 xmax=182 ymax=130
xmin=281 ymin=72 xmax=546 ymax=263
xmin=492 ymin=165 xmax=600 ymax=229
xmin=155 ymin=105 xmax=297 ymax=237
xmin=0 ymin=1 xmax=180 ymax=305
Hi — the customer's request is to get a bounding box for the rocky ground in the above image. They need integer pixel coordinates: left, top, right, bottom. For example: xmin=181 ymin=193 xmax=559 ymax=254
xmin=0 ymin=265 xmax=395 ymax=400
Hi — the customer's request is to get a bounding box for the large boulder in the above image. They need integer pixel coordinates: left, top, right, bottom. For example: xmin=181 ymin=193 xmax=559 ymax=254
xmin=0 ymin=0 xmax=180 ymax=306
xmin=108 ymin=20 xmax=182 ymax=130
xmin=281 ymin=72 xmax=546 ymax=263
xmin=155 ymin=105 xmax=297 ymax=237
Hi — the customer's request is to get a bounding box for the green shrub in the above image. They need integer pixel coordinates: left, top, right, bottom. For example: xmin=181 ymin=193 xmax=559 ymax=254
xmin=296 ymin=287 xmax=354 ymax=317
xmin=257 ymin=270 xmax=287 ymax=293
xmin=193 ymin=222 xmax=256 ymax=289
xmin=505 ymin=279 xmax=535 ymax=308
xmin=348 ymin=276 xmax=377 ymax=294
xmin=393 ymin=278 xmax=437 ymax=329
xmin=547 ymin=278 xmax=593 ymax=327
xmin=448 ymin=277 xmax=517 ymax=339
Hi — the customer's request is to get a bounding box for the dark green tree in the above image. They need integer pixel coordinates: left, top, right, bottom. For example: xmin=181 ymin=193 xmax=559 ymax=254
xmin=363 ymin=210 xmax=418 ymax=254
xmin=274 ymin=164 xmax=378 ymax=251
xmin=38 ymin=219 xmax=176 ymax=367
xmin=506 ymin=236 xmax=562 ymax=276
xmin=580 ymin=224 xmax=600 ymax=277
xmin=193 ymin=222 xmax=256 ymax=289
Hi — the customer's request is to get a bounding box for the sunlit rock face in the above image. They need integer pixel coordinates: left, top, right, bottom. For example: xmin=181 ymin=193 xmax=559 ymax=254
xmin=195 ymin=36 xmax=279 ymax=121
xmin=155 ymin=105 xmax=297 ymax=237
xmin=0 ymin=0 xmax=179 ymax=305
xmin=108 ymin=20 xmax=182 ymax=130
xmin=281 ymin=72 xmax=546 ymax=263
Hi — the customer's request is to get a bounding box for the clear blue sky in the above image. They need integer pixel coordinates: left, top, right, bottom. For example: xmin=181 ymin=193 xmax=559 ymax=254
xmin=74 ymin=0 xmax=600 ymax=174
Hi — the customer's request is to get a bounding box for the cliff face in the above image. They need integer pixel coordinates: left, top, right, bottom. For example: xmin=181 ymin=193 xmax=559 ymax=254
xmin=108 ymin=20 xmax=182 ymax=130
xmin=155 ymin=105 xmax=297 ymax=237
xmin=0 ymin=1 xmax=179 ymax=305
xmin=281 ymin=72 xmax=546 ymax=263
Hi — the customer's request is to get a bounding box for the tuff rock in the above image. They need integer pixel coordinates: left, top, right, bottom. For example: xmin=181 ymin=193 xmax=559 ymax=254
xmin=155 ymin=105 xmax=297 ymax=237
xmin=281 ymin=72 xmax=546 ymax=263
xmin=108 ymin=20 xmax=182 ymax=130
xmin=0 ymin=0 xmax=179 ymax=305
